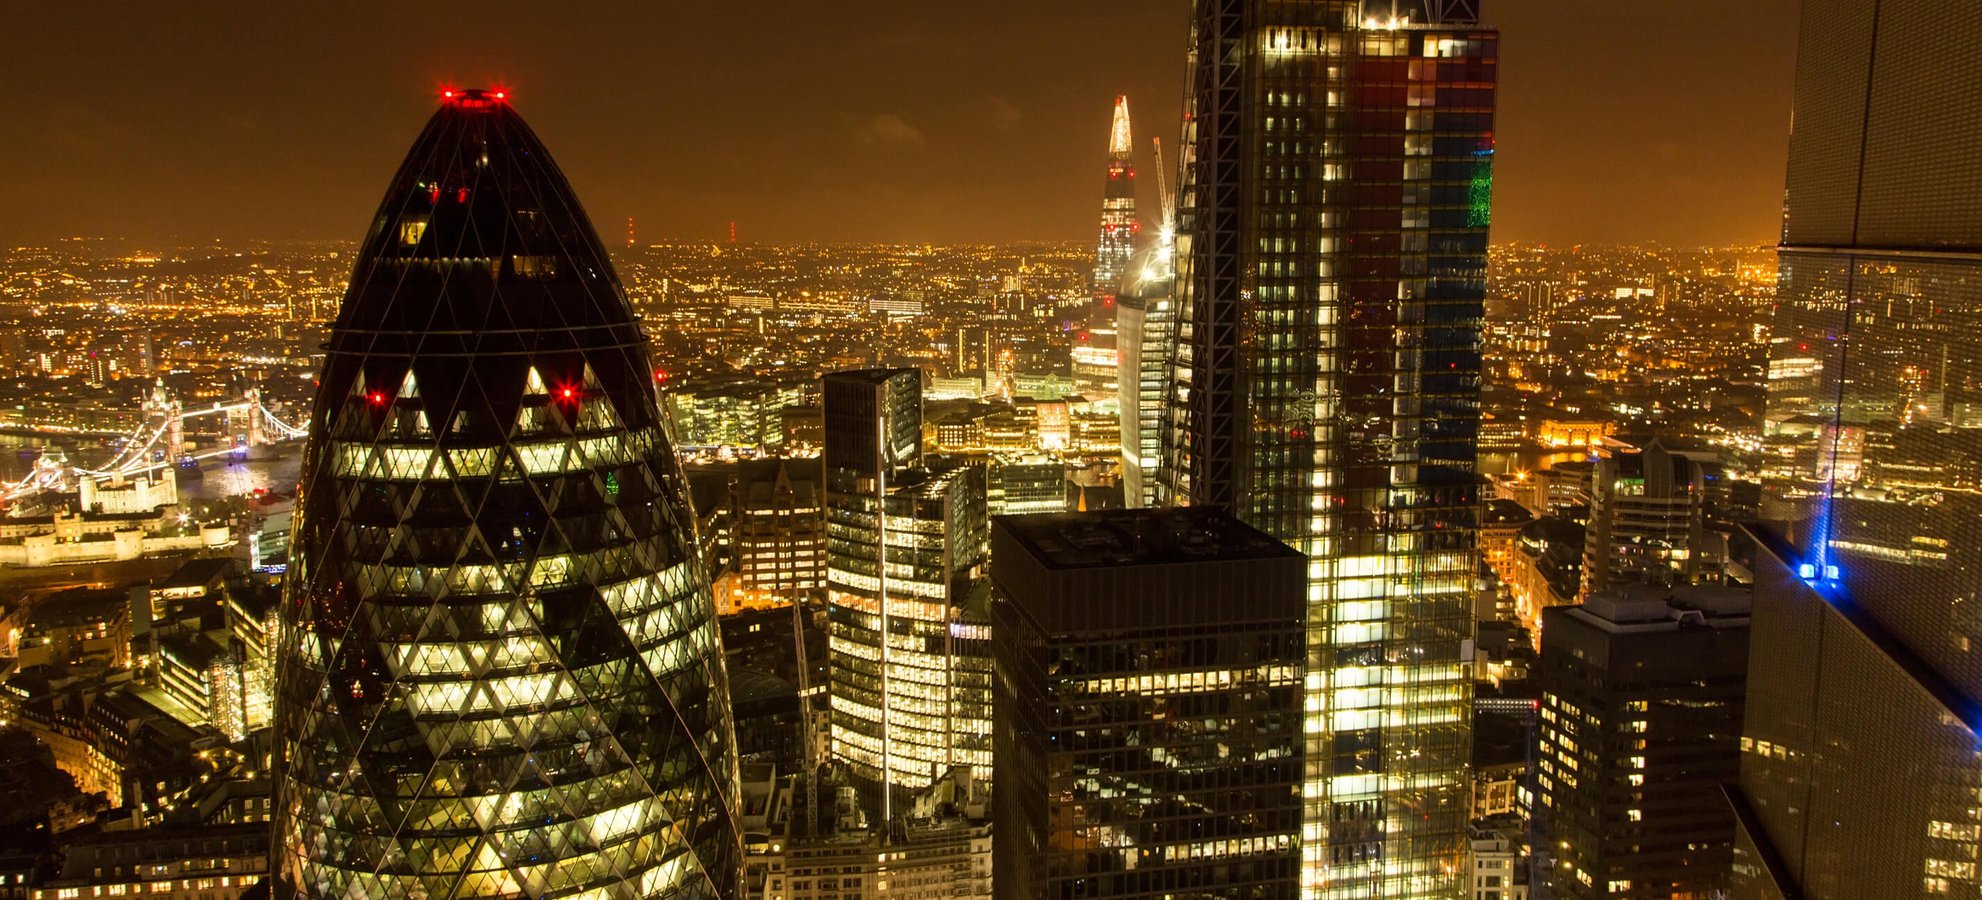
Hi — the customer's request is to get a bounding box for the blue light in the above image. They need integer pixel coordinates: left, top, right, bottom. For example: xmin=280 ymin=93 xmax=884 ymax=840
xmin=1798 ymin=563 xmax=1817 ymax=580
xmin=1825 ymin=564 xmax=1840 ymax=581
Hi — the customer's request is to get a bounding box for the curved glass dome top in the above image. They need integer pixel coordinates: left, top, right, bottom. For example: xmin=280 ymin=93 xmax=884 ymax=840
xmin=272 ymin=89 xmax=741 ymax=900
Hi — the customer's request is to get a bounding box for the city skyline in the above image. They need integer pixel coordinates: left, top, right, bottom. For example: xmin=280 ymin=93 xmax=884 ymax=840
xmin=2 ymin=2 xmax=1795 ymax=248
xmin=9 ymin=3 xmax=1978 ymax=900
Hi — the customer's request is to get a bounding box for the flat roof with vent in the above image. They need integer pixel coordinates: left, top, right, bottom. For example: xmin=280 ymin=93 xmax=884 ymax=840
xmin=992 ymin=506 xmax=1300 ymax=570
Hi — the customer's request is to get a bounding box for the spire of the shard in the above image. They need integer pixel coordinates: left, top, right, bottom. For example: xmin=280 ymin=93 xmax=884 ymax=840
xmin=1108 ymin=93 xmax=1133 ymax=157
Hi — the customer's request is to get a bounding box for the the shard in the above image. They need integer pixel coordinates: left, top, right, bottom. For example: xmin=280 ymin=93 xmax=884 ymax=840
xmin=1092 ymin=94 xmax=1139 ymax=292
xmin=1075 ymin=96 xmax=1139 ymax=401
xmin=271 ymin=89 xmax=741 ymax=899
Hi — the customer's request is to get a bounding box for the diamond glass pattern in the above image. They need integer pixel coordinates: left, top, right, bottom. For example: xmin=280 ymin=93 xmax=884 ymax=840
xmin=270 ymin=90 xmax=741 ymax=899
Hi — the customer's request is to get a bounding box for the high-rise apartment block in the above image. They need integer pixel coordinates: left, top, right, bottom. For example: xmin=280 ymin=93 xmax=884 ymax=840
xmin=1161 ymin=2 xmax=1498 ymax=895
xmin=990 ymin=507 xmax=1305 ymax=899
xmin=270 ymin=90 xmax=741 ymax=897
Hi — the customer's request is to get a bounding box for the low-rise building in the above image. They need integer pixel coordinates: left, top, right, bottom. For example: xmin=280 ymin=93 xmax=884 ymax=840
xmin=30 ymin=823 xmax=267 ymax=900
xmin=1469 ymin=828 xmax=1528 ymax=900
xmin=0 ymin=470 xmax=230 ymax=568
xmin=1510 ymin=517 xmax=1585 ymax=642
xmin=749 ymin=767 xmax=992 ymax=900
xmin=16 ymin=589 xmax=133 ymax=671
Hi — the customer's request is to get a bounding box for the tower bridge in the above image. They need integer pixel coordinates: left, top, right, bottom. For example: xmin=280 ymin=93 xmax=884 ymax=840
xmin=4 ymin=381 xmax=309 ymax=501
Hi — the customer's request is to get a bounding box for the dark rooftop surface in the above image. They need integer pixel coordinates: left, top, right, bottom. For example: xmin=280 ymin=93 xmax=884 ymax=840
xmin=994 ymin=507 xmax=1299 ymax=570
xmin=726 ymin=667 xmax=797 ymax=705
xmin=156 ymin=556 xmax=233 ymax=589
xmin=821 ymin=367 xmax=916 ymax=386
xmin=27 ymin=588 xmax=128 ymax=628
xmin=1484 ymin=498 xmax=1534 ymax=525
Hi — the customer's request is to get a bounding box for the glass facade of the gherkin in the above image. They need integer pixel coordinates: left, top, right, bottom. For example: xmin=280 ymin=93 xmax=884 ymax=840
xmin=271 ymin=89 xmax=741 ymax=899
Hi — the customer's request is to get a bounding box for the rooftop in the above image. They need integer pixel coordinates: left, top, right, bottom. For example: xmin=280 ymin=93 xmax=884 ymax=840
xmin=993 ymin=507 xmax=1299 ymax=570
xmin=156 ymin=556 xmax=233 ymax=590
xmin=26 ymin=588 xmax=128 ymax=629
xmin=1564 ymin=582 xmax=1753 ymax=634
xmin=1484 ymin=497 xmax=1533 ymax=524
xmin=821 ymin=367 xmax=917 ymax=386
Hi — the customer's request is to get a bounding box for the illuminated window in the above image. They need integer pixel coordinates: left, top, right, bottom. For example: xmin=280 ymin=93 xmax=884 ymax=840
xmin=398 ymin=216 xmax=428 ymax=246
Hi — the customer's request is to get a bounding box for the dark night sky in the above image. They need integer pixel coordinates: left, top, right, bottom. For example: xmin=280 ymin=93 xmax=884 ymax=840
xmin=0 ymin=2 xmax=1798 ymax=248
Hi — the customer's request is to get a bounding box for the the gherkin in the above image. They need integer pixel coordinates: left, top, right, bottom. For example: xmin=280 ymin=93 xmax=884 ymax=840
xmin=271 ymin=89 xmax=741 ymax=899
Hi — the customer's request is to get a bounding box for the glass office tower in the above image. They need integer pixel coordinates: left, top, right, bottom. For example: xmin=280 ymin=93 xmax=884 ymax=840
xmin=1118 ymin=259 xmax=1179 ymax=509
xmin=1734 ymin=2 xmax=1982 ymax=897
xmin=1160 ymin=2 xmax=1497 ymax=896
xmin=822 ymin=369 xmax=994 ymax=821
xmin=271 ymin=89 xmax=741 ymax=899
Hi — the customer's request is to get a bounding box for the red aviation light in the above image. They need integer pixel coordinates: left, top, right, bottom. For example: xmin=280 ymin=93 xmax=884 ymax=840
xmin=441 ymin=87 xmax=510 ymax=108
xmin=557 ymin=385 xmax=580 ymax=404
xmin=368 ymin=391 xmax=387 ymax=406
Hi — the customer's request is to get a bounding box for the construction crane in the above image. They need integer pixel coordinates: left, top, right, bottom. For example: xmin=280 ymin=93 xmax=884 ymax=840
xmin=1152 ymin=136 xmax=1176 ymax=235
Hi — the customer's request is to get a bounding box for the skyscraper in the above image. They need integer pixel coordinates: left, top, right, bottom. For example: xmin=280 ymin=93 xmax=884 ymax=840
xmin=1733 ymin=1 xmax=1982 ymax=896
xmin=1076 ymin=96 xmax=1140 ymax=403
xmin=1093 ymin=94 xmax=1140 ymax=294
xmin=1114 ymin=287 xmax=1175 ymax=508
xmin=990 ymin=507 xmax=1306 ymax=899
xmin=270 ymin=89 xmax=741 ymax=898
xmin=823 ymin=368 xmax=922 ymax=486
xmin=822 ymin=369 xmax=994 ymax=820
xmin=1161 ymin=3 xmax=1498 ymax=896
